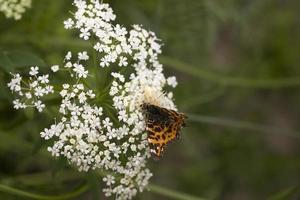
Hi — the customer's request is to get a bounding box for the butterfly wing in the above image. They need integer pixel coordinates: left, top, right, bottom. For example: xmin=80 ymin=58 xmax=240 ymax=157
xmin=146 ymin=120 xmax=172 ymax=158
xmin=143 ymin=104 xmax=186 ymax=158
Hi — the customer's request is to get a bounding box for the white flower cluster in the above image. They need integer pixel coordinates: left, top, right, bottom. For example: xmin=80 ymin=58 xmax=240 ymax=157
xmin=7 ymin=67 xmax=53 ymax=112
xmin=0 ymin=0 xmax=31 ymax=20
xmin=8 ymin=0 xmax=179 ymax=199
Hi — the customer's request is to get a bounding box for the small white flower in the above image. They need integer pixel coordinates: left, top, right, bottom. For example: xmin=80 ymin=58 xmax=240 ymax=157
xmin=13 ymin=99 xmax=26 ymax=109
xmin=87 ymin=90 xmax=96 ymax=98
xmin=34 ymin=86 xmax=45 ymax=97
xmin=78 ymin=92 xmax=87 ymax=103
xmin=103 ymin=117 xmax=112 ymax=128
xmin=7 ymin=73 xmax=22 ymax=92
xmin=76 ymin=84 xmax=84 ymax=90
xmin=34 ymin=100 xmax=45 ymax=112
xmin=51 ymin=65 xmax=59 ymax=72
xmin=64 ymin=18 xmax=74 ymax=29
xmin=103 ymin=175 xmax=115 ymax=186
xmin=111 ymin=72 xmax=125 ymax=82
xmin=45 ymin=85 xmax=54 ymax=93
xmin=38 ymin=74 xmax=49 ymax=84
xmin=78 ymin=51 xmax=89 ymax=60
xmin=130 ymin=144 xmax=137 ymax=152
xmin=79 ymin=28 xmax=91 ymax=40
xmin=65 ymin=52 xmax=72 ymax=60
xmin=29 ymin=66 xmax=39 ymax=76
xmin=167 ymin=76 xmax=177 ymax=88
xmin=25 ymin=92 xmax=32 ymax=99
xmin=118 ymin=56 xmax=128 ymax=66
xmin=118 ymin=110 xmax=127 ymax=122
xmin=94 ymin=43 xmax=102 ymax=52
xmin=63 ymin=84 xmax=70 ymax=89
xmin=30 ymin=80 xmax=38 ymax=88
xmin=73 ymin=63 xmax=88 ymax=78
xmin=100 ymin=56 xmax=110 ymax=67
xmin=65 ymin=62 xmax=72 ymax=68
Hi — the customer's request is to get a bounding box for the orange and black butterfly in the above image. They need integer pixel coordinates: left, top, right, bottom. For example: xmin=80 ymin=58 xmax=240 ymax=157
xmin=141 ymin=103 xmax=187 ymax=159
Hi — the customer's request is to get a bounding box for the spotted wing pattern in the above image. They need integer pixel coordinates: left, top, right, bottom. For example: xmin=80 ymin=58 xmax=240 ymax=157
xmin=141 ymin=103 xmax=187 ymax=159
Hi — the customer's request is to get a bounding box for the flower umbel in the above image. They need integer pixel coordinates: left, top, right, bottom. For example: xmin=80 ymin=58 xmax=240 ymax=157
xmin=0 ymin=0 xmax=31 ymax=20
xmin=8 ymin=0 xmax=180 ymax=199
xmin=8 ymin=68 xmax=53 ymax=112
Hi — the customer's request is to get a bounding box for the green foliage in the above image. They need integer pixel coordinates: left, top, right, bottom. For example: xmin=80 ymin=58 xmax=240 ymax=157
xmin=0 ymin=0 xmax=300 ymax=199
xmin=0 ymin=50 xmax=46 ymax=73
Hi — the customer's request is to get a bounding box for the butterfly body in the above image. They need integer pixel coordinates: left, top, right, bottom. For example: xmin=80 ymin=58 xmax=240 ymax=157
xmin=141 ymin=103 xmax=187 ymax=159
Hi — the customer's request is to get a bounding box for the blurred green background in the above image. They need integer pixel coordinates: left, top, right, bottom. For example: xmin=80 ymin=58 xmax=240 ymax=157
xmin=1 ymin=0 xmax=300 ymax=199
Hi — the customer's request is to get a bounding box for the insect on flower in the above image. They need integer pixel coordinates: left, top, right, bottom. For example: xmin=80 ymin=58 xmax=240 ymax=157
xmin=141 ymin=103 xmax=187 ymax=159
xmin=140 ymin=87 xmax=187 ymax=159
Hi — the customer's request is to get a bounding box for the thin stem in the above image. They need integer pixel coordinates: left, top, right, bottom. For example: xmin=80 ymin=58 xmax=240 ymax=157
xmin=104 ymin=103 xmax=119 ymax=125
xmin=2 ymin=171 xmax=208 ymax=200
xmin=0 ymin=184 xmax=88 ymax=200
xmin=9 ymin=35 xmax=299 ymax=89
xmin=148 ymin=184 xmax=207 ymax=200
xmin=160 ymin=56 xmax=300 ymax=89
xmin=268 ymin=186 xmax=299 ymax=200
xmin=181 ymin=86 xmax=226 ymax=111
xmin=1 ymin=171 xmax=83 ymax=186
xmin=188 ymin=113 xmax=300 ymax=139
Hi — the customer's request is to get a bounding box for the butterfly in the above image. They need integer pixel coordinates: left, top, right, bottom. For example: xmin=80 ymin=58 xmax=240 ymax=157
xmin=141 ymin=103 xmax=187 ymax=159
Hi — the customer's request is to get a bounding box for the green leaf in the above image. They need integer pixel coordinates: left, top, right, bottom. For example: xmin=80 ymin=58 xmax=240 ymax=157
xmin=0 ymin=184 xmax=88 ymax=200
xmin=0 ymin=50 xmax=46 ymax=73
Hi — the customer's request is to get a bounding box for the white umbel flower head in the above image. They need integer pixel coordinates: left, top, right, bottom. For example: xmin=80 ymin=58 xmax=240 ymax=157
xmin=8 ymin=1 xmax=180 ymax=199
xmin=8 ymin=68 xmax=53 ymax=112
xmin=0 ymin=0 xmax=31 ymax=20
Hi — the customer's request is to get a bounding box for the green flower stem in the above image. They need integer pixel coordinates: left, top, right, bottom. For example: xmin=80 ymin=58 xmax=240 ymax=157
xmin=160 ymin=56 xmax=300 ymax=89
xmin=188 ymin=113 xmax=300 ymax=139
xmin=1 ymin=171 xmax=83 ymax=186
xmin=6 ymin=35 xmax=300 ymax=89
xmin=103 ymin=103 xmax=120 ymax=125
xmin=0 ymin=184 xmax=88 ymax=200
xmin=148 ymin=184 xmax=207 ymax=200
xmin=181 ymin=86 xmax=226 ymax=111
xmin=6 ymin=34 xmax=300 ymax=89
xmin=2 ymin=170 xmax=207 ymax=200
xmin=268 ymin=186 xmax=299 ymax=200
